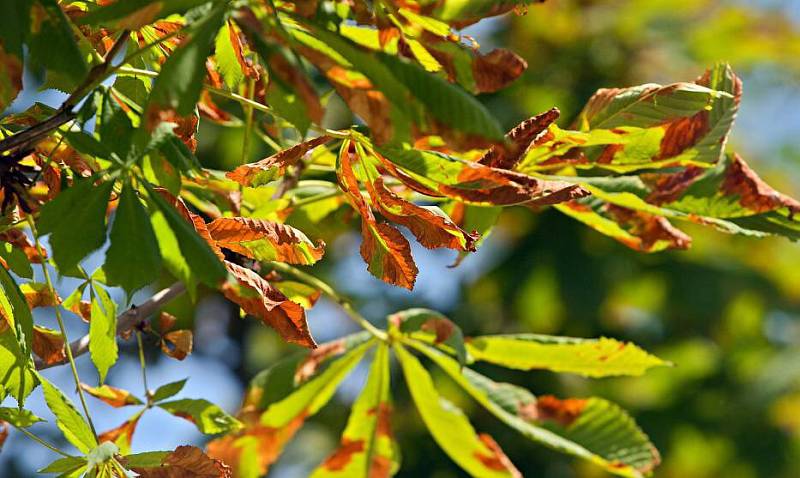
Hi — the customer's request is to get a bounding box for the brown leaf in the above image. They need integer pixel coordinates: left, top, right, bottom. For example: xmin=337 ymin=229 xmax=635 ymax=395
xmin=339 ymin=142 xmax=418 ymax=289
xmin=604 ymin=204 xmax=692 ymax=252
xmin=161 ymin=330 xmax=193 ymax=361
xmin=198 ymin=91 xmax=232 ymax=124
xmin=99 ymin=414 xmax=142 ymax=450
xmin=23 ymin=283 xmax=61 ymax=308
xmin=294 ymin=339 xmax=346 ymax=384
xmin=207 ymin=217 xmax=325 ymax=265
xmin=0 ymin=44 xmax=22 ymax=112
xmin=80 ymin=383 xmax=142 ymax=408
xmin=472 ymin=49 xmax=527 ymax=93
xmin=475 ymin=434 xmax=522 ymax=477
xmin=226 ymin=136 xmax=332 ymax=187
xmin=145 ymin=108 xmax=199 ymax=152
xmin=159 ymin=312 xmax=178 ymax=333
xmin=32 ymin=326 xmax=66 ymax=366
xmin=223 ymin=262 xmax=316 ymax=348
xmin=479 ymin=108 xmax=561 ymax=169
xmin=70 ymin=300 xmax=92 ymax=323
xmin=226 ymin=20 xmax=259 ymax=80
xmin=367 ymin=177 xmax=478 ymax=252
xmin=721 ymin=153 xmax=800 ymax=215
xmin=0 ymin=228 xmax=46 ymax=263
xmin=133 ymin=445 xmax=232 ymax=478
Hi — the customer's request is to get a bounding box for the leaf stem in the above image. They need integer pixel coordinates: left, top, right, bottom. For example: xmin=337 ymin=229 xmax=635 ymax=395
xmin=135 ymin=331 xmax=151 ymax=402
xmin=267 ymin=262 xmax=387 ymax=341
xmin=17 ymin=427 xmax=72 ymax=458
xmin=290 ymin=189 xmax=342 ymax=208
xmin=26 ymin=218 xmax=98 ymax=439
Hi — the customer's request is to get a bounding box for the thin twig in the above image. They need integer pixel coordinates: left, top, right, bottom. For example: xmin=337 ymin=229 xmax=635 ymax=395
xmin=0 ymin=30 xmax=131 ymax=155
xmin=17 ymin=428 xmax=72 ymax=458
xmin=267 ymin=262 xmax=388 ymax=340
xmin=35 ymin=282 xmax=187 ymax=370
xmin=28 ymin=218 xmax=98 ymax=438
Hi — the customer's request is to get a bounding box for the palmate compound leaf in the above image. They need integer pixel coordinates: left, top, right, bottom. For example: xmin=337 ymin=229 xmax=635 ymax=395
xmin=466 ymin=334 xmax=668 ymax=377
xmin=405 ymin=340 xmax=661 ymax=477
xmin=0 ymin=266 xmax=37 ymax=403
xmin=309 ymin=343 xmax=399 ymax=477
xmin=394 ymin=343 xmax=522 ymax=477
xmin=207 ymin=337 xmax=375 ymax=477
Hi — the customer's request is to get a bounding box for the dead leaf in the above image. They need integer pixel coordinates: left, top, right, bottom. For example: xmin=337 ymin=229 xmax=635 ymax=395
xmin=161 ymin=330 xmax=193 ymax=360
xmin=133 ymin=445 xmax=232 ymax=478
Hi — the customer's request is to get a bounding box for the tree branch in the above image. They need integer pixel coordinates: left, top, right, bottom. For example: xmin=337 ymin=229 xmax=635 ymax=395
xmin=35 ymin=282 xmax=186 ymax=370
xmin=0 ymin=30 xmax=131 ymax=156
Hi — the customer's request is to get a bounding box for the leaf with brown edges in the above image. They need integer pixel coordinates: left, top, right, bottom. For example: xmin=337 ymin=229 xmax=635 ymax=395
xmin=132 ymin=445 xmax=232 ymax=478
xmin=207 ymin=217 xmax=325 ymax=265
xmin=222 ymin=262 xmax=316 ymax=348
xmin=226 ymin=136 xmax=332 ymax=187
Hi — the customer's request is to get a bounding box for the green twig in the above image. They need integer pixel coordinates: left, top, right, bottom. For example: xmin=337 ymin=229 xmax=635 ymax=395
xmin=135 ymin=331 xmax=151 ymax=402
xmin=27 ymin=218 xmax=98 ymax=439
xmin=17 ymin=427 xmax=72 ymax=458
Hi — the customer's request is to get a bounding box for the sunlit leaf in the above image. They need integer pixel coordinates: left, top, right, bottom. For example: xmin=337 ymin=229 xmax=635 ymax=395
xmin=89 ymin=285 xmax=118 ymax=383
xmin=207 ymin=217 xmax=325 ymax=265
xmin=39 ymin=376 xmax=98 ymax=454
xmin=394 ymin=343 xmax=521 ymax=477
xmin=80 ymin=383 xmax=143 ymax=408
xmin=159 ymin=398 xmax=242 ymax=435
xmin=310 ymin=343 xmax=399 ymax=477
xmin=131 ymin=445 xmax=232 ymax=478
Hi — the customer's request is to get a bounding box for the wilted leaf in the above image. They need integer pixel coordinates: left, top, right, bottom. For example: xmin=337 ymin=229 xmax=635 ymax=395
xmin=161 ymin=330 xmax=193 ymax=361
xmin=99 ymin=412 xmax=143 ymax=454
xmin=390 ymin=308 xmax=467 ymax=366
xmin=21 ymin=283 xmax=60 ymax=308
xmin=132 ymin=445 xmax=232 ymax=478
xmin=207 ymin=217 xmax=325 ymax=265
xmin=32 ymin=326 xmax=66 ymax=367
xmin=80 ymin=383 xmax=143 ymax=408
xmin=223 ymin=262 xmax=316 ymax=348
xmin=227 ymin=136 xmax=333 ymax=187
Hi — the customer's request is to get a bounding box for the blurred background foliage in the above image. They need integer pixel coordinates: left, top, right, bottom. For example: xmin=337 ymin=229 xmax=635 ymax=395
xmin=5 ymin=0 xmax=800 ymax=476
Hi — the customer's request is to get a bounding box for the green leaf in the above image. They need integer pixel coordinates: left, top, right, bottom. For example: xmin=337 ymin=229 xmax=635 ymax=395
xmin=89 ymin=285 xmax=118 ymax=384
xmin=146 ymin=3 xmax=227 ymax=116
xmin=158 ymin=398 xmax=243 ymax=435
xmin=38 ymin=456 xmax=87 ymax=475
xmin=466 ymin=335 xmax=668 ymax=377
xmin=206 ymin=338 xmax=375 ymax=475
xmin=38 ymin=179 xmax=115 ymax=273
xmin=310 ymin=343 xmax=400 ymax=477
xmin=78 ymin=0 xmax=210 ymax=28
xmin=143 ymin=181 xmax=227 ymax=287
xmin=0 ymin=241 xmax=33 ymax=279
xmin=151 ymin=379 xmax=188 ymax=403
xmin=0 ymin=266 xmax=37 ymax=403
xmin=39 ymin=376 xmax=98 ymax=454
xmin=122 ymin=451 xmax=170 ymax=468
xmin=390 ymin=308 xmax=467 ymax=367
xmin=105 ymin=182 xmax=162 ymax=295
xmin=394 ymin=343 xmax=520 ymax=477
xmin=408 ymin=340 xmax=660 ymax=477
xmin=26 ymin=0 xmax=89 ymax=87
xmin=0 ymin=407 xmax=43 ymax=427
xmin=97 ymin=87 xmax=135 ymax=158
xmin=214 ymin=21 xmax=244 ymax=89
xmin=150 ymin=208 xmax=197 ymax=298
